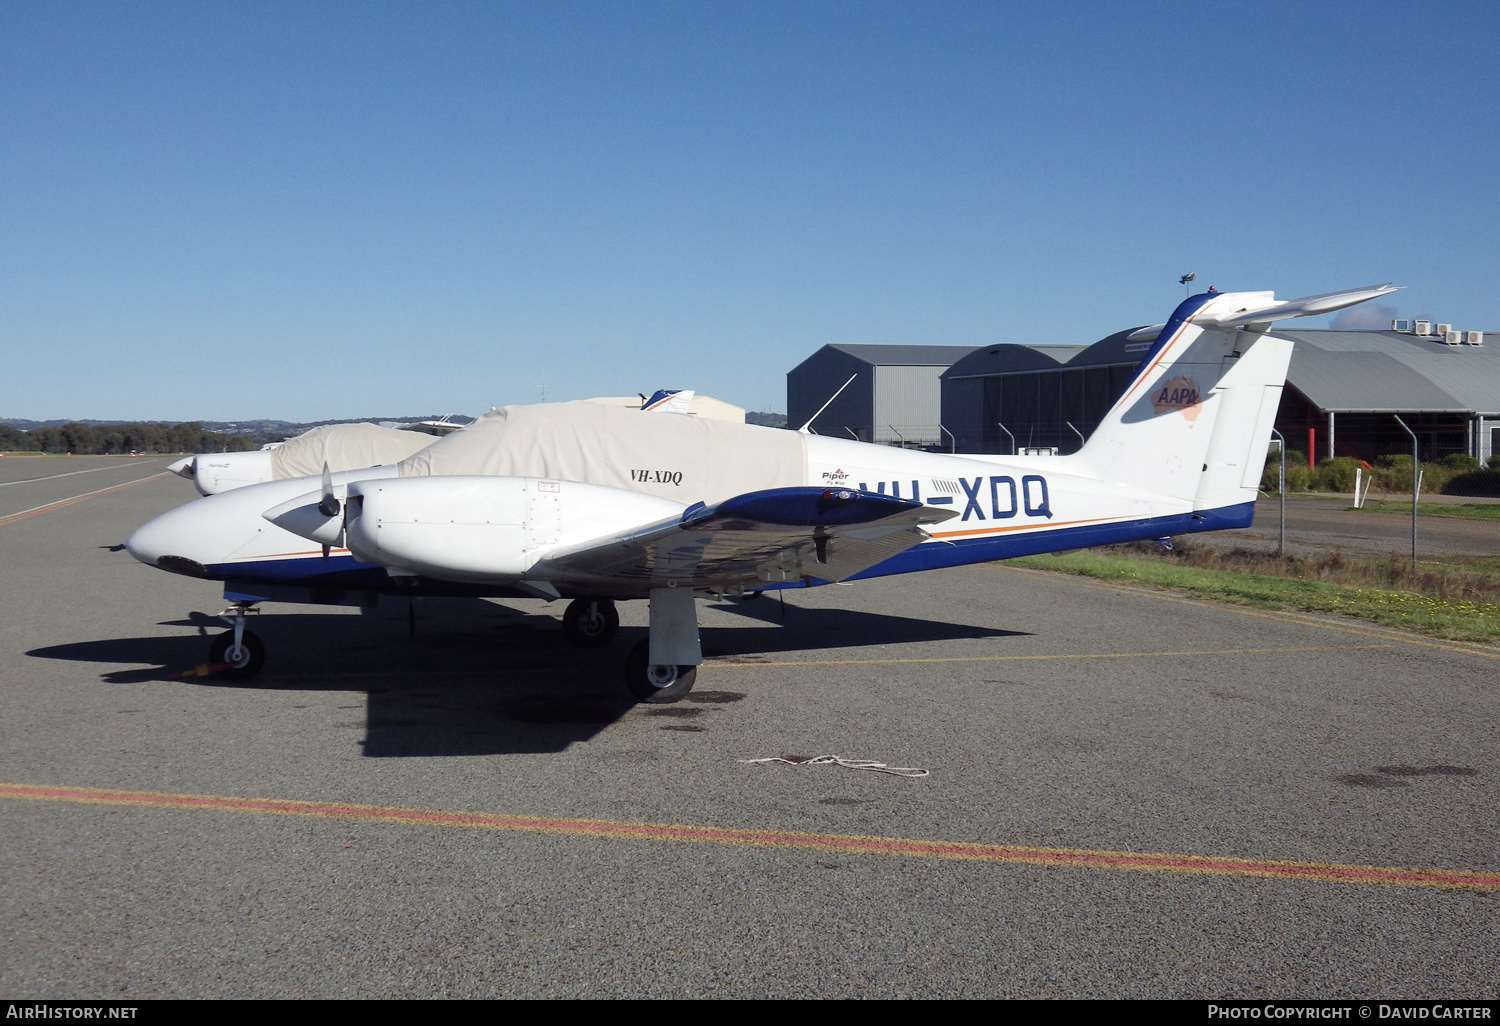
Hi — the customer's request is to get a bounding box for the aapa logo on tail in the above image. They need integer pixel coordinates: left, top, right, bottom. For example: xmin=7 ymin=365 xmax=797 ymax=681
xmin=1151 ymin=376 xmax=1203 ymax=423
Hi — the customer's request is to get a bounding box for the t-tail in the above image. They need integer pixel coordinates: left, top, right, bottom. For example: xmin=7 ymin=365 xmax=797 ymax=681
xmin=642 ymin=389 xmax=695 ymax=413
xmin=1075 ymin=284 xmax=1399 ymax=514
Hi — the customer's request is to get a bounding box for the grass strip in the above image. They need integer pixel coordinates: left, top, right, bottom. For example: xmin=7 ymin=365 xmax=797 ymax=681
xmin=1344 ymin=500 xmax=1500 ymax=521
xmin=1008 ymin=548 xmax=1500 ymax=643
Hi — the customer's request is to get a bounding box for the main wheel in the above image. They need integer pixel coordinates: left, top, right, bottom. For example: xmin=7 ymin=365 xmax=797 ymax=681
xmin=623 ymin=639 xmax=697 ymax=703
xmin=563 ymin=598 xmax=619 ymax=647
xmin=208 ymin=630 xmax=265 ymax=681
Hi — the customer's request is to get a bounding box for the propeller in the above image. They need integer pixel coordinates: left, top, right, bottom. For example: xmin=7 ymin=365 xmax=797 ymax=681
xmin=317 ymin=463 xmax=340 ymax=559
xmin=317 ymin=463 xmax=341 ymax=518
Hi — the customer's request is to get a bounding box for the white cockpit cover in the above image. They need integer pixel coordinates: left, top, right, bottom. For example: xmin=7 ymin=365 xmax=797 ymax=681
xmin=271 ymin=423 xmax=436 ymax=480
xmin=398 ymin=402 xmax=807 ymax=504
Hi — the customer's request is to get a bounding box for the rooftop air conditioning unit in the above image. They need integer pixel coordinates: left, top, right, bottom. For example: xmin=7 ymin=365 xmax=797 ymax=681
xmin=1414 ymin=319 xmax=1432 ymax=335
xmin=1464 ymin=331 xmax=1485 ymax=346
xmin=1444 ymin=330 xmax=1462 ymax=345
xmin=1437 ymin=323 xmax=1453 ymax=336
xmin=1392 ymin=319 xmax=1412 ymax=332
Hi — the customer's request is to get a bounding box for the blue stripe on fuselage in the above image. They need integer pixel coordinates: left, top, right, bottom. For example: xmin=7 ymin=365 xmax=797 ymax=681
xmin=753 ymin=501 xmax=1256 ymax=590
xmin=205 ymin=553 xmax=388 ymax=587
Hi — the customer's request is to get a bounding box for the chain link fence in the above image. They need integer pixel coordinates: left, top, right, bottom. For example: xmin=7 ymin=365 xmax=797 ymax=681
xmin=1198 ymin=437 xmax=1500 ymax=568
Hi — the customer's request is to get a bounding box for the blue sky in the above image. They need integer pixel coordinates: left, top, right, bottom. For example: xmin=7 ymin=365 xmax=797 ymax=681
xmin=2 ymin=1 xmax=1496 ymax=421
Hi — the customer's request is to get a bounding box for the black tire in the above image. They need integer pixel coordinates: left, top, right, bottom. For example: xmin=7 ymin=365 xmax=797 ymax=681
xmin=562 ymin=598 xmax=619 ymax=647
xmin=208 ymin=630 xmax=265 ymax=681
xmin=623 ymin=639 xmax=697 ymax=703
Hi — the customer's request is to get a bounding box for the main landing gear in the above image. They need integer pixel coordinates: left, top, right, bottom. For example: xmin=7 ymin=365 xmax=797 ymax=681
xmin=622 ymin=587 xmax=701 ymax=704
xmin=191 ymin=592 xmax=704 ymax=702
xmin=209 ymin=601 xmax=264 ymax=681
xmin=562 ymin=598 xmax=619 ymax=647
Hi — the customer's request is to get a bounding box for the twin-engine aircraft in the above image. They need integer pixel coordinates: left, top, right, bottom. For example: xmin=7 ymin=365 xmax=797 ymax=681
xmin=127 ymin=286 xmax=1396 ymax=702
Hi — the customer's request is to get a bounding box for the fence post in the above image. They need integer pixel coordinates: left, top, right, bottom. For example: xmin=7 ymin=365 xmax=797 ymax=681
xmin=1065 ymin=421 xmax=1085 ymax=454
xmin=1270 ymin=429 xmax=1286 ymax=557
xmin=995 ymin=422 xmax=1015 ymax=456
xmin=1393 ymin=415 xmax=1419 ymax=567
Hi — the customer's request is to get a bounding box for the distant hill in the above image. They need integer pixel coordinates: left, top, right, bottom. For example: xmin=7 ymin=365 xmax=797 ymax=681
xmin=745 ymin=411 xmax=788 ymax=428
xmin=0 ymin=415 xmax=474 ymax=444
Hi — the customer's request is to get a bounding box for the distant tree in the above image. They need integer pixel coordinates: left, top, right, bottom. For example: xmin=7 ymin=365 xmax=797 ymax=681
xmin=0 ymin=425 xmax=36 ymax=450
xmin=59 ymin=423 xmax=98 ymax=454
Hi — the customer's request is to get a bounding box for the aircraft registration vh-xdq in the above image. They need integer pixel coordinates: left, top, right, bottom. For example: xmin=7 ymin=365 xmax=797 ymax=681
xmin=127 ymin=285 xmax=1397 ymax=702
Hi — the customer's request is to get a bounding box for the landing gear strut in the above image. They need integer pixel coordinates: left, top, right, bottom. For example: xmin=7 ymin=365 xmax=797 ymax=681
xmin=624 ymin=640 xmax=697 ymax=703
xmin=563 ymin=598 xmax=619 ymax=647
xmin=210 ymin=602 xmax=264 ymax=681
xmin=623 ymin=587 xmax=700 ymax=703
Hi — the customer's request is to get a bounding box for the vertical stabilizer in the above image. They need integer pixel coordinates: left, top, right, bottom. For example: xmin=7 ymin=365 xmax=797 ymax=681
xmin=1077 ymin=284 xmax=1397 ymax=510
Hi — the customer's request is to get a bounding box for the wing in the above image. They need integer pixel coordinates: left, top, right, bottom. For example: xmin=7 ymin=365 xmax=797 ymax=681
xmin=534 ymin=487 xmax=957 ymax=590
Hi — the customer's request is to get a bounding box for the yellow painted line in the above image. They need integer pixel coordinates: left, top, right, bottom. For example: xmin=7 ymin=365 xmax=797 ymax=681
xmin=3 ymin=782 xmax=1495 ymax=890
xmin=990 ymin=564 xmax=1500 ymax=661
xmin=237 ymin=644 xmax=1388 ymax=682
xmin=708 ymin=644 xmax=1389 ymax=668
xmin=0 ymin=473 xmax=172 ymax=526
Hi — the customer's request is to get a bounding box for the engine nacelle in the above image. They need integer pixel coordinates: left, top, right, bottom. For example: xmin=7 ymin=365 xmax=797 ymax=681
xmin=343 ymin=476 xmax=685 ymax=583
xmin=192 ymin=449 xmax=275 ymax=496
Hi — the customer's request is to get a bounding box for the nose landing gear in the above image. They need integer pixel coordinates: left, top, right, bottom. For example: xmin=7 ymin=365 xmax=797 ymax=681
xmin=209 ymin=602 xmax=264 ymax=681
xmin=562 ymin=598 xmax=619 ymax=647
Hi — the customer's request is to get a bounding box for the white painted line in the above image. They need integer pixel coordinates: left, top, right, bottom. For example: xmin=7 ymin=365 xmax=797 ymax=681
xmin=0 ymin=473 xmax=171 ymax=524
xmin=0 ymin=459 xmax=164 ymax=488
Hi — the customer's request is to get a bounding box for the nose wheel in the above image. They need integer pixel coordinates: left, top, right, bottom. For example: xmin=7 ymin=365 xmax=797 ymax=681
xmin=208 ymin=601 xmax=265 ymax=681
xmin=563 ymin=598 xmax=619 ymax=647
xmin=209 ymin=629 xmax=265 ymax=680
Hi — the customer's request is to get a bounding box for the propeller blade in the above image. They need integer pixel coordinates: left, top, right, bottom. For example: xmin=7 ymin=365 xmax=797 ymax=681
xmin=317 ymin=462 xmax=341 ymax=518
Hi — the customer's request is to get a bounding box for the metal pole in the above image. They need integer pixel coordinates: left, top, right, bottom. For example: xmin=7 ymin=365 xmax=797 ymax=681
xmin=940 ymin=425 xmax=956 ymax=454
xmin=888 ymin=425 xmax=906 ymax=449
xmin=996 ymin=422 xmax=1015 ymax=456
xmin=1393 ymin=415 xmax=1418 ymax=567
xmin=1270 ymin=429 xmax=1286 ymax=557
xmin=1065 ymin=421 xmax=1085 ymax=453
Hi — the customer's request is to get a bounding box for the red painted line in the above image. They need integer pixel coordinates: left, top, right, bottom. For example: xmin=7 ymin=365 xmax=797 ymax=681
xmin=3 ymin=783 xmax=1496 ymax=890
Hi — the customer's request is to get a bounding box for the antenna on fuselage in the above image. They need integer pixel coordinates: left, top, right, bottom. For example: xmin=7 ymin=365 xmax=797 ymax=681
xmin=798 ymin=374 xmax=858 ymax=435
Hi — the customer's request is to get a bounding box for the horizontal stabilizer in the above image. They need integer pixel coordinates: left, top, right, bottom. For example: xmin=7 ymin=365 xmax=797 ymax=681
xmin=1195 ymin=283 xmax=1401 ymax=328
xmin=1126 ymin=283 xmax=1400 ymax=342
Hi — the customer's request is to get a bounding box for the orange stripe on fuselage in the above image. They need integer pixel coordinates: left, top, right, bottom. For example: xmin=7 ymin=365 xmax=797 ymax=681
xmin=930 ymin=514 xmax=1127 ymax=541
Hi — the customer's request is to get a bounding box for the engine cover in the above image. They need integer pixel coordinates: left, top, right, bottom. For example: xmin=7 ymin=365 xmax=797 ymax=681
xmin=344 ymin=476 xmax=684 ymax=584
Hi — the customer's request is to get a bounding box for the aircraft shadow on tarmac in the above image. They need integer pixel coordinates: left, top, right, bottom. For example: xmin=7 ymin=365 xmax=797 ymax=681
xmin=27 ymin=597 xmax=1027 ymax=757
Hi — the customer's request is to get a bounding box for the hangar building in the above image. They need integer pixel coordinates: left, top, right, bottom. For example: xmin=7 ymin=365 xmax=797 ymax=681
xmin=787 ymin=344 xmax=978 ymax=445
xmin=938 ymin=324 xmax=1499 ymax=463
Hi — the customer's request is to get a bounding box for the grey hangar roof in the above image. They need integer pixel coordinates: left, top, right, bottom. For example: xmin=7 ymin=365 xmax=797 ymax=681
xmin=1272 ymin=330 xmax=1500 ymax=416
xmin=940 ymin=328 xmax=1499 ymax=417
xmin=820 ymin=343 xmax=981 ymax=366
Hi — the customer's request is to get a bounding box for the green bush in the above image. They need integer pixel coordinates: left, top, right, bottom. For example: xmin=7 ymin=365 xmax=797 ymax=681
xmin=1442 ymin=470 xmax=1500 ymax=498
xmin=1368 ymin=454 xmax=1469 ymax=495
xmin=1488 ymin=455 xmax=1500 ymax=471
xmin=1261 ymin=449 xmax=1311 ymax=492
xmin=1441 ymin=453 xmax=1480 ymax=471
xmin=1310 ymin=457 xmax=1362 ymax=492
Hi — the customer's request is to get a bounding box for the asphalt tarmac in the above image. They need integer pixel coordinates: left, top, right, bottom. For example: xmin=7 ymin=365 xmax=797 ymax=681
xmin=2 ymin=457 xmax=1497 ymax=999
xmin=1204 ymin=496 xmax=1498 ymax=559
